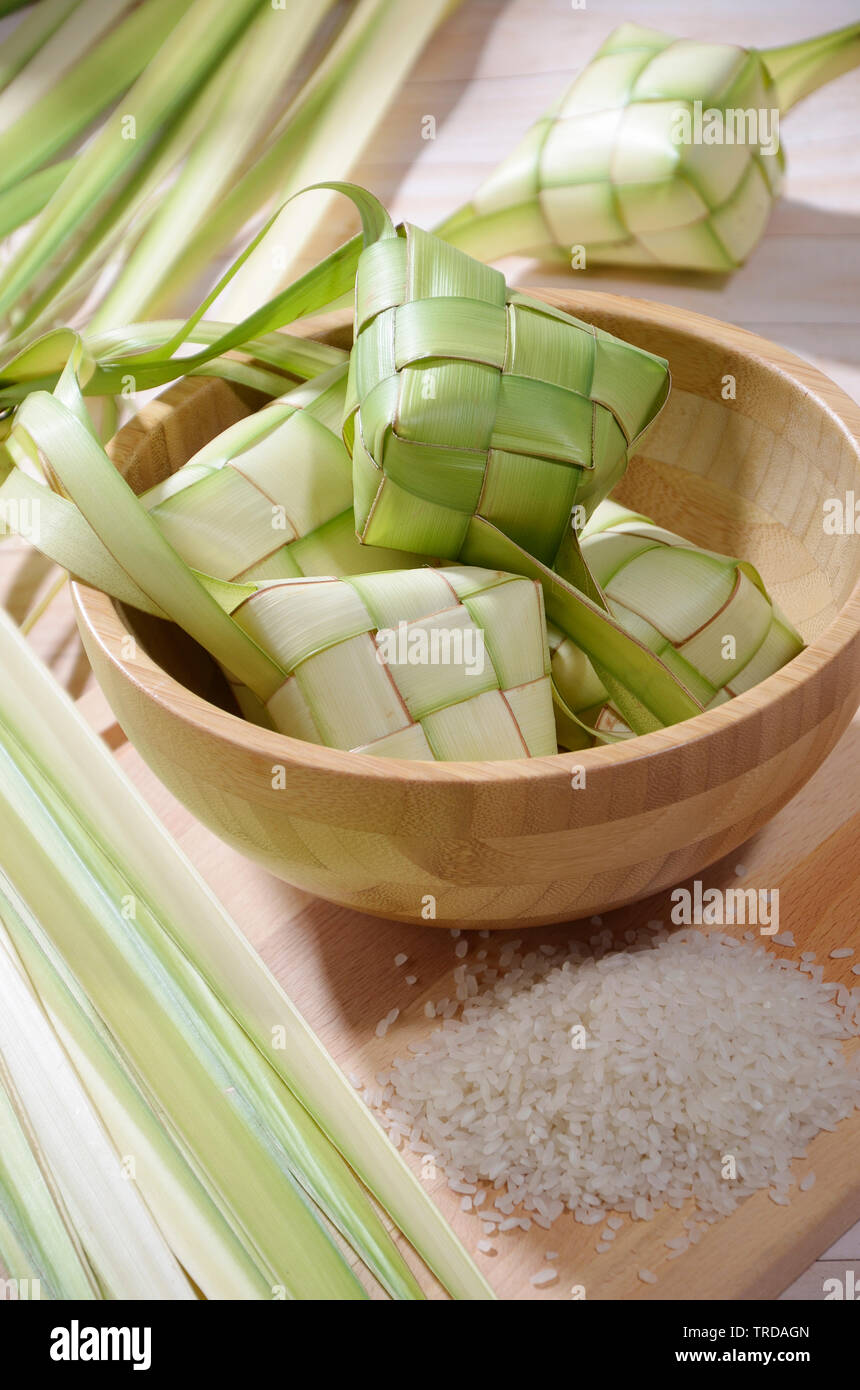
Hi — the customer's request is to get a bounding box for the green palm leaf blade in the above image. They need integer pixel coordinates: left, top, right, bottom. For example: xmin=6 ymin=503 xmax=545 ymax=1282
xmin=0 ymin=878 xmax=278 ymax=1300
xmin=0 ymin=1034 xmax=99 ymax=1300
xmin=0 ymin=0 xmax=194 ymax=197
xmin=761 ymin=20 xmax=860 ymax=112
xmin=0 ymin=159 xmax=73 ymax=241
xmin=0 ymin=608 xmax=496 ymax=1299
xmin=0 ymin=0 xmax=81 ymax=95
xmin=0 ymin=890 xmax=197 ymax=1301
xmin=549 ymin=500 xmax=805 ymax=748
xmin=0 ymin=0 xmax=263 ymax=320
xmin=434 ymin=22 xmax=860 ymax=272
xmin=0 ymin=744 xmax=425 ymax=1300
xmin=0 ymin=721 xmax=371 ymax=1301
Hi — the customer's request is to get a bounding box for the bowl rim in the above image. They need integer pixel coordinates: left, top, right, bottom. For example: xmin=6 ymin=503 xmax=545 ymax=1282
xmin=73 ymin=289 xmax=860 ymax=787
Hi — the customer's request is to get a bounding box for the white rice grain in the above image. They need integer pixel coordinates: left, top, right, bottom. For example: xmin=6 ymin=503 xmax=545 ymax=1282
xmin=376 ymin=930 xmax=858 ymax=1235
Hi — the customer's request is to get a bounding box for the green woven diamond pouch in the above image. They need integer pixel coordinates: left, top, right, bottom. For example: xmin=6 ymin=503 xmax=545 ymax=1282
xmin=437 ymin=22 xmax=860 ymax=272
xmin=343 ymin=221 xmax=669 ymax=564
xmin=550 ymin=500 xmax=804 ymax=748
xmin=479 ymin=23 xmax=784 ymax=272
xmin=230 ymin=564 xmax=557 ymax=760
xmin=143 ymin=365 xmax=422 ymax=584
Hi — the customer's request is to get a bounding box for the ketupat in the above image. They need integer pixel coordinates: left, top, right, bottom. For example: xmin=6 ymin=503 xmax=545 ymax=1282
xmin=142 ymin=364 xmax=421 ymax=584
xmin=229 ymin=566 xmax=556 ymax=760
xmin=5 ymin=352 xmax=557 ymax=762
xmin=434 ymin=22 xmax=860 ymax=272
xmin=345 ymin=217 xmax=669 ymax=556
xmin=141 ymin=376 xmax=555 ymax=758
xmin=0 ymin=185 xmax=803 ymax=757
xmin=335 ymin=188 xmax=704 ymax=734
xmin=1 ymin=185 xmax=702 ymax=744
xmin=550 ymin=501 xmax=805 ymax=749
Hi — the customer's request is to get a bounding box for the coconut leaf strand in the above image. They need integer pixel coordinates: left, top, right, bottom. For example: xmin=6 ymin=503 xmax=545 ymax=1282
xmin=0 ymin=0 xmax=456 ymax=364
xmin=0 ymin=0 xmax=189 ymax=197
xmin=0 ymin=0 xmax=266 ymax=321
xmin=0 ymin=608 xmax=495 ymax=1299
xmin=155 ymin=0 xmax=463 ymax=323
xmin=87 ymin=0 xmax=339 ymax=332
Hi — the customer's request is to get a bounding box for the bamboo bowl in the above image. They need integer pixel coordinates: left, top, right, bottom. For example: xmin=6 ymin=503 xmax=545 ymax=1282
xmin=73 ymin=291 xmax=860 ymax=929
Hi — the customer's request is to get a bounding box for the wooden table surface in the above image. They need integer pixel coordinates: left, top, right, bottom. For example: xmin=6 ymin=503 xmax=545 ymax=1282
xmin=3 ymin=0 xmax=859 ymax=1297
xmin=77 ymin=683 xmax=860 ymax=1301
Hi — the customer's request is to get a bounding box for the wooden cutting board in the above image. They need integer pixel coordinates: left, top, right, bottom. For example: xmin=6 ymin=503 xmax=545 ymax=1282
xmin=80 ymin=687 xmax=860 ymax=1301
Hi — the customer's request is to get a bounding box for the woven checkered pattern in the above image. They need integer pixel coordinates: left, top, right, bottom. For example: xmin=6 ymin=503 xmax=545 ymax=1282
xmin=550 ymin=504 xmax=803 ymax=744
xmin=471 ymin=24 xmax=784 ymax=272
xmin=145 ymin=393 xmax=419 ymax=582
xmin=343 ymin=221 xmax=669 ymax=565
xmin=229 ymin=565 xmax=556 ymax=760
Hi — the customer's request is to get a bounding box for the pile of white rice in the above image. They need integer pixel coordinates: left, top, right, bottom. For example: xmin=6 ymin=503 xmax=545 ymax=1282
xmin=373 ymin=928 xmax=860 ymax=1230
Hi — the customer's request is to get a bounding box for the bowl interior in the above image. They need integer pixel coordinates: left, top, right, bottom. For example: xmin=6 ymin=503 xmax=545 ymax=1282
xmin=112 ymin=298 xmax=860 ymax=721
